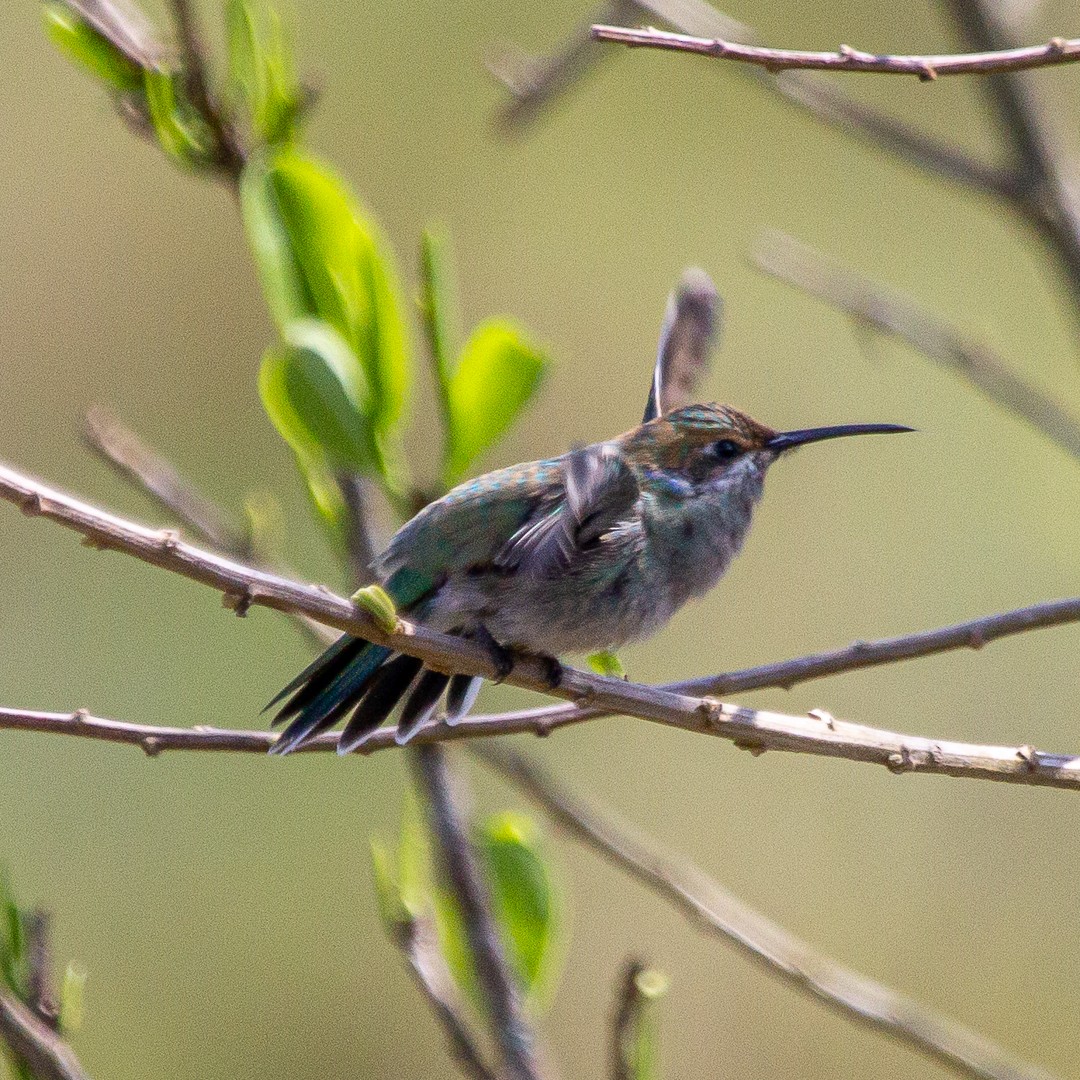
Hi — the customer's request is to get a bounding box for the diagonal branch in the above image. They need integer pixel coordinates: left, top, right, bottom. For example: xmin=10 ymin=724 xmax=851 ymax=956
xmin=753 ymin=231 xmax=1080 ymax=463
xmin=3 ymin=460 xmax=1080 ymax=787
xmin=386 ymin=910 xmax=497 ymax=1080
xmin=411 ymin=747 xmax=548 ymax=1080
xmin=590 ymin=24 xmax=1080 ymax=78
xmin=472 ymin=743 xmax=1059 ymax=1080
xmin=0 ymin=990 xmax=90 ymax=1080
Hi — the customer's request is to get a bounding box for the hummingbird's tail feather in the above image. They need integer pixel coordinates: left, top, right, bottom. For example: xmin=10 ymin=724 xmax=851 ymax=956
xmin=268 ymin=638 xmax=393 ymax=754
xmin=444 ymin=674 xmax=482 ymax=725
xmin=336 ymin=654 xmax=423 ymax=754
xmin=394 ymin=669 xmax=452 ymax=746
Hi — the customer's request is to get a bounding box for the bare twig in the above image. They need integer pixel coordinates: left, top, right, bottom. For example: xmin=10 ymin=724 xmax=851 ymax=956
xmin=754 ymin=232 xmax=1080 ymax=462
xmin=24 ymin=913 xmax=58 ymax=1032
xmin=474 ymin=743 xmax=1059 ymax=1080
xmin=590 ymin=24 xmax=1080 ymax=79
xmin=489 ymin=0 xmax=748 ymax=129
xmin=490 ymin=4 xmax=1020 ymax=200
xmin=336 ymin=472 xmax=379 ymax=587
xmin=0 ymin=990 xmax=90 ymax=1080
xmin=167 ymin=0 xmax=246 ymax=178
xmin=769 ymin=71 xmax=1022 ymax=199
xmin=943 ymin=0 xmax=1080 ymax=330
xmin=387 ymin=911 xmax=497 ymax=1080
xmin=85 ymin=407 xmax=249 ymax=554
xmin=83 ymin=408 xmax=334 ymax=649
xmin=411 ymin=746 xmax=547 ymax=1080
xmin=3 ymin=461 xmax=1080 ymax=787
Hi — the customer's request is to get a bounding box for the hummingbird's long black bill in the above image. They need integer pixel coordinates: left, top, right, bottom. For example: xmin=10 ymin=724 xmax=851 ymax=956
xmin=766 ymin=423 xmax=914 ymax=453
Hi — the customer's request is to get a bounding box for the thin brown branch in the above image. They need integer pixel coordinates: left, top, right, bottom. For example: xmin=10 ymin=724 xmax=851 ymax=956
xmin=473 ymin=743 xmax=1060 ymax=1080
xmin=591 ymin=24 xmax=1080 ymax=78
xmin=83 ymin=408 xmax=334 ymax=649
xmin=753 ymin=231 xmax=1080 ymax=463
xmin=489 ymin=0 xmax=748 ymax=129
xmin=24 ymin=913 xmax=58 ymax=1032
xmin=0 ymin=990 xmax=90 ymax=1080
xmin=944 ymin=0 xmax=1080 ymax=334
xmin=769 ymin=71 xmax=1022 ymax=198
xmin=410 ymin=746 xmax=547 ymax=1080
xmin=84 ymin=407 xmax=248 ymax=554
xmin=388 ymin=911 xmax=497 ymax=1080
xmin=168 ymin=0 xmax=246 ymax=179
xmin=3 ymin=461 xmax=1080 ymax=787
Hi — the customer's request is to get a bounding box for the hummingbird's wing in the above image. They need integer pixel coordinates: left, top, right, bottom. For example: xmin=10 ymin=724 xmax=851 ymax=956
xmin=376 ymin=458 xmax=564 ymax=597
xmin=643 ymin=268 xmax=721 ymax=423
xmin=495 ymin=443 xmax=639 ymax=579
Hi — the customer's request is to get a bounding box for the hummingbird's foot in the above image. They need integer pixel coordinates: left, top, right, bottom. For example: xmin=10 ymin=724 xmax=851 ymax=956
xmin=537 ymin=654 xmax=564 ymax=690
xmin=471 ymin=624 xmax=514 ymax=683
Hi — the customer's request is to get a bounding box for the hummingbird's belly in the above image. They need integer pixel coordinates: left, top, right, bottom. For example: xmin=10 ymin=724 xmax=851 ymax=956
xmin=429 ymin=561 xmax=679 ymax=656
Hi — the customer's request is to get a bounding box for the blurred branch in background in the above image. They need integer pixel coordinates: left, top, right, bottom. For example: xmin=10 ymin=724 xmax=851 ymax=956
xmin=753 ymin=232 xmax=1080 ymax=462
xmin=493 ymin=0 xmax=1080 ymax=343
xmin=0 ymin=993 xmax=88 ymax=1080
xmin=3 ymin=459 xmax=1080 ymax=786
xmin=1 ymin=879 xmax=89 ymax=1080
xmin=411 ymin=747 xmax=549 ymax=1080
xmin=476 ymin=744 xmax=1057 ymax=1080
xmin=376 ymin=893 xmax=497 ymax=1080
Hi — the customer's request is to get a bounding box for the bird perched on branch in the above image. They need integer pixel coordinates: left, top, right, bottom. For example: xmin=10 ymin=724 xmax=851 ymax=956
xmin=267 ymin=270 xmax=911 ymax=755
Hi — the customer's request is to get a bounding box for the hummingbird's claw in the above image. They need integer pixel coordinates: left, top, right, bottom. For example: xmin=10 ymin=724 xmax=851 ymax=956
xmin=539 ymin=654 xmax=564 ymax=690
xmin=472 ymin=624 xmax=514 ymax=683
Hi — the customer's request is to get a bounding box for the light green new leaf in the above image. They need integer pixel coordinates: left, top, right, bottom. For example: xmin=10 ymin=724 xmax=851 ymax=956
xmin=0 ymin=871 xmax=27 ymax=999
xmin=225 ymin=1 xmax=301 ymax=146
xmin=265 ymin=319 xmax=376 ymax=472
xmin=258 ymin=341 xmax=349 ymax=550
xmin=434 ymin=812 xmax=563 ymax=1010
xmin=241 ymin=150 xmax=409 ymax=441
xmin=225 ymin=0 xmax=261 ymax=111
xmin=258 ymin=8 xmax=302 ymax=144
xmin=351 ymin=584 xmax=398 ymax=635
xmin=587 ymin=650 xmax=626 ymax=678
xmin=143 ymin=69 xmax=212 ymax=166
xmin=419 ymin=228 xmax=458 ymax=387
xmin=443 ymin=321 xmax=547 ymax=486
xmin=58 ymin=963 xmax=88 ymax=1034
xmin=623 ymin=969 xmax=670 ymax=1080
xmin=43 ymin=3 xmax=145 ymax=93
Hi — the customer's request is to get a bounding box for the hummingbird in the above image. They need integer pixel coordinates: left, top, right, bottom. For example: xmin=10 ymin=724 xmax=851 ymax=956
xmin=267 ymin=272 xmax=912 ymax=755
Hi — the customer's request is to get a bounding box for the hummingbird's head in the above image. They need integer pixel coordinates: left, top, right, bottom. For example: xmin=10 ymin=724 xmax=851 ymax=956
xmin=621 ymin=402 xmax=912 ymax=504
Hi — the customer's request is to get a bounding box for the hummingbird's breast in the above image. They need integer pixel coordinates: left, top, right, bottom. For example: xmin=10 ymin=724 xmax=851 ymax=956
xmin=423 ymin=477 xmax=762 ymax=656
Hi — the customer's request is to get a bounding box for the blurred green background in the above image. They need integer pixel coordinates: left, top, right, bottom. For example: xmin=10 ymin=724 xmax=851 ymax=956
xmin=2 ymin=0 xmax=1080 ymax=1077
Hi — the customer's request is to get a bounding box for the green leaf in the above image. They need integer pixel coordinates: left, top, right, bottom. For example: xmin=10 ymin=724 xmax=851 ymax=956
xmin=369 ymin=838 xmax=408 ymax=932
xmin=258 ymin=340 xmax=348 ymax=551
xmin=396 ymin=791 xmax=428 ymax=919
xmin=258 ymin=8 xmax=302 ymax=144
xmin=43 ymin=3 xmax=145 ymax=93
xmin=442 ymin=321 xmax=547 ymax=486
xmin=0 ymin=870 xmax=26 ymax=998
xmin=225 ymin=0 xmax=262 ymax=111
xmin=143 ymin=68 xmax=212 ymax=166
xmin=434 ymin=812 xmax=563 ymax=1010
xmin=57 ymin=963 xmax=87 ymax=1034
xmin=587 ymin=650 xmax=626 ymax=678
xmin=241 ymin=150 xmax=409 ymax=444
xmin=623 ymin=969 xmax=669 ymax=1080
xmin=419 ymin=228 xmax=459 ymax=389
xmin=351 ymin=584 xmax=398 ymax=635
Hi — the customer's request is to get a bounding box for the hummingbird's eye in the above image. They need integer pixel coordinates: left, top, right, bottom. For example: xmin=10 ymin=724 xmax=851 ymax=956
xmin=711 ymin=439 xmax=741 ymax=461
